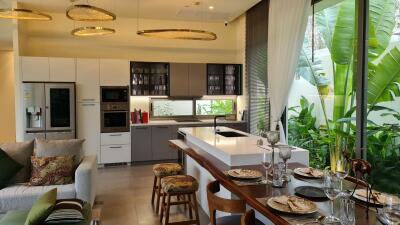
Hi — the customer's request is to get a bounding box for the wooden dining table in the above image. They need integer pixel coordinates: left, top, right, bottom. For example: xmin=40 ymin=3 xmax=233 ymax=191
xmin=169 ymin=140 xmax=382 ymax=225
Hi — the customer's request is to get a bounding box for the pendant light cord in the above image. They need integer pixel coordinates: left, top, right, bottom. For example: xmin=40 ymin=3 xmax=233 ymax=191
xmin=312 ymin=2 xmax=315 ymax=62
xmin=136 ymin=0 xmax=140 ymax=31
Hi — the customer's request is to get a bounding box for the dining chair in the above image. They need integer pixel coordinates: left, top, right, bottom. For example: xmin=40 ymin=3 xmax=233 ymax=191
xmin=241 ymin=209 xmax=256 ymax=225
xmin=207 ymin=181 xmax=264 ymax=225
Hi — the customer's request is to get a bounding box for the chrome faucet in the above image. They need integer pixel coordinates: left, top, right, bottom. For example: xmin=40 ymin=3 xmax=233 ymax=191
xmin=214 ymin=115 xmax=226 ymax=132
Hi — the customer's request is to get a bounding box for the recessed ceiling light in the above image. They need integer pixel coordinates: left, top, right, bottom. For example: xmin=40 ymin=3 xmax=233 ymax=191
xmin=208 ymin=6 xmax=214 ymax=10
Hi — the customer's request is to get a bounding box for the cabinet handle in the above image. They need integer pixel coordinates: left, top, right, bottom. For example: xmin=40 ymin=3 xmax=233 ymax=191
xmin=135 ymin=127 xmax=148 ymax=130
xmin=156 ymin=126 xmax=169 ymax=129
xmin=82 ymin=103 xmax=95 ymax=106
xmin=82 ymin=99 xmax=95 ymax=101
xmin=109 ymin=134 xmax=122 ymax=136
xmin=109 ymin=146 xmax=122 ymax=149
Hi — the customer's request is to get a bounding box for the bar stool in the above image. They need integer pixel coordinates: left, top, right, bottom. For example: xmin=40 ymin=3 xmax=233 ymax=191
xmin=207 ymin=181 xmax=264 ymax=225
xmin=152 ymin=163 xmax=183 ymax=213
xmin=159 ymin=175 xmax=200 ymax=225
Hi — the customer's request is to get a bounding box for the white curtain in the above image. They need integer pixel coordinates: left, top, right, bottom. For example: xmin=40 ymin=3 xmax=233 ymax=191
xmin=267 ymin=0 xmax=311 ymax=142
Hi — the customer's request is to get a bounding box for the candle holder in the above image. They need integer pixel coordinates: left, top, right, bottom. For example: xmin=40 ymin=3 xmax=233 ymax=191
xmin=265 ymin=131 xmax=280 ymax=177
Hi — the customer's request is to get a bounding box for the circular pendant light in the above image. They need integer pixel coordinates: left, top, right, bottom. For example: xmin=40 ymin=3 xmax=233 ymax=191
xmin=71 ymin=26 xmax=115 ymax=37
xmin=137 ymin=29 xmax=217 ymax=41
xmin=66 ymin=4 xmax=116 ymax=21
xmin=0 ymin=8 xmax=52 ymax=20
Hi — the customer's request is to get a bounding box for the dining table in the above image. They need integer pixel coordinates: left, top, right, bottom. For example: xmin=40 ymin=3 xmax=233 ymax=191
xmin=169 ymin=139 xmax=383 ymax=225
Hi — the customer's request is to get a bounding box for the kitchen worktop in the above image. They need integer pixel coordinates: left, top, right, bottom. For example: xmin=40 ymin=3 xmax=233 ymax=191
xmin=131 ymin=119 xmax=247 ymax=127
xmin=179 ymin=126 xmax=309 ymax=166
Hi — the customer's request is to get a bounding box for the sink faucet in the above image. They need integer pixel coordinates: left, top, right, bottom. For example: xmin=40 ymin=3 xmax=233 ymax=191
xmin=214 ymin=115 xmax=226 ymax=132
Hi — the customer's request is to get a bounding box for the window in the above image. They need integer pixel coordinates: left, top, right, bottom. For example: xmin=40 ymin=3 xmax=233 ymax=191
xmin=195 ymin=99 xmax=235 ymax=116
xmin=151 ymin=99 xmax=193 ymax=117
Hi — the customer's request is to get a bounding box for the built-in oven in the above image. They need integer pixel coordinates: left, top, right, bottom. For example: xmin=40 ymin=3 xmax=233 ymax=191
xmin=101 ymin=111 xmax=130 ymax=133
xmin=100 ymin=86 xmax=130 ymax=133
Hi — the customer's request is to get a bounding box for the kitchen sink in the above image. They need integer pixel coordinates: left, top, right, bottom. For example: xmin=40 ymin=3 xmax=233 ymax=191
xmin=216 ymin=131 xmax=247 ymax=138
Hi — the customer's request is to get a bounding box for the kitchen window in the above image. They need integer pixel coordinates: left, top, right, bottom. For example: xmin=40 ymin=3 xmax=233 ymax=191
xmin=151 ymin=99 xmax=193 ymax=118
xmin=195 ymin=99 xmax=235 ymax=116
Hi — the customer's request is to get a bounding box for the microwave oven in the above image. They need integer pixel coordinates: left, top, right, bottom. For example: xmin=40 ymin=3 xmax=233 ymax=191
xmin=101 ymin=86 xmax=129 ymax=103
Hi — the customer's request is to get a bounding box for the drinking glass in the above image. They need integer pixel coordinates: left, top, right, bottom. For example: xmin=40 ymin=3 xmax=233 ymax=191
xmin=279 ymin=145 xmax=294 ymax=181
xmin=336 ymin=158 xmax=351 ymax=195
xmin=265 ymin=131 xmax=280 ymax=146
xmin=272 ymin=162 xmax=284 ymax=187
xmin=340 ymin=198 xmax=355 ymax=225
xmin=323 ymin=170 xmax=341 ymax=223
xmin=262 ymin=152 xmax=272 ymax=183
xmin=382 ymin=194 xmax=400 ymax=225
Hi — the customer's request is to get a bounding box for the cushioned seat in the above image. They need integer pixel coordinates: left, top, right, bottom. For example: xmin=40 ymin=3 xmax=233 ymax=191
xmin=161 ymin=175 xmax=199 ymax=194
xmin=152 ymin=163 xmax=182 ymax=177
xmin=0 ymin=203 xmax=91 ymax=225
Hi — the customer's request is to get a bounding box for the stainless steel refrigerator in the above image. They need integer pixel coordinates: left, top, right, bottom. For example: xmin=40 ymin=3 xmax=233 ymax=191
xmin=23 ymin=82 xmax=76 ymax=141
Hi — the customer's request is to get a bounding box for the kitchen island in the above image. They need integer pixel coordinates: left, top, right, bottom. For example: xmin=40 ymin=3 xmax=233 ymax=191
xmin=176 ymin=126 xmax=309 ymax=223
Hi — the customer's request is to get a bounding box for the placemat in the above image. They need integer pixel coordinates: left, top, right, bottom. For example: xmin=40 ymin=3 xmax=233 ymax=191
xmin=224 ymin=171 xmax=268 ymax=186
xmin=256 ymin=197 xmax=326 ymax=225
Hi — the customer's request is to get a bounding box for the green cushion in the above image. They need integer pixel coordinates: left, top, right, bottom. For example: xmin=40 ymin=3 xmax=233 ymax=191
xmin=0 ymin=203 xmax=91 ymax=225
xmin=24 ymin=188 xmax=57 ymax=225
xmin=0 ymin=148 xmax=23 ymax=189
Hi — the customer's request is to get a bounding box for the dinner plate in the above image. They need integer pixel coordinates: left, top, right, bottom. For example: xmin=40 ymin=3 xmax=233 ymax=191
xmin=352 ymin=189 xmax=400 ymax=206
xmin=227 ymin=169 xmax=263 ymax=180
xmin=266 ymin=195 xmax=318 ymax=215
xmin=295 ymin=186 xmax=328 ymax=200
xmin=293 ymin=167 xmax=323 ymax=179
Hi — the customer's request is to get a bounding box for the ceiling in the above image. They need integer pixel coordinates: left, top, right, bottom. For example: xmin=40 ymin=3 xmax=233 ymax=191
xmin=0 ymin=0 xmax=260 ymax=50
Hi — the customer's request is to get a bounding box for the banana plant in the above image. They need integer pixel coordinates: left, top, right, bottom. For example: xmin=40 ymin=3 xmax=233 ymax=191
xmin=295 ymin=0 xmax=398 ymax=170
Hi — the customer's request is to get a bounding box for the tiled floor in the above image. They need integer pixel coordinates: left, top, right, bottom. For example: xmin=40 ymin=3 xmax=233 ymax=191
xmin=96 ymin=165 xmax=209 ymax=225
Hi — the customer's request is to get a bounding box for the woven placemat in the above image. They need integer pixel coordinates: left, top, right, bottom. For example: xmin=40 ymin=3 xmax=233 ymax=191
xmin=224 ymin=171 xmax=268 ymax=186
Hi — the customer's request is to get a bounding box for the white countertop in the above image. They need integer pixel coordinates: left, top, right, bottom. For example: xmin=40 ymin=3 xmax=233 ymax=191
xmin=179 ymin=126 xmax=309 ymax=166
xmin=131 ymin=119 xmax=246 ymax=127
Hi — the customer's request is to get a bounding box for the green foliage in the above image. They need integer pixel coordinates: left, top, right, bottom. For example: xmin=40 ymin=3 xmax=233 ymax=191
xmin=196 ymin=100 xmax=233 ymax=116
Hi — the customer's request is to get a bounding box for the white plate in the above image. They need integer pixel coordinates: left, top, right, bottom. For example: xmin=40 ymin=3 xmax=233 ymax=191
xmin=353 ymin=189 xmax=400 ymax=206
xmin=227 ymin=169 xmax=263 ymax=180
xmin=293 ymin=168 xmax=323 ymax=179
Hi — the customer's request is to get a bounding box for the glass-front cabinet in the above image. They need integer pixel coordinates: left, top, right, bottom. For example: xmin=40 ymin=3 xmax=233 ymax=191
xmin=207 ymin=64 xmax=242 ymax=95
xmin=130 ymin=62 xmax=169 ymax=96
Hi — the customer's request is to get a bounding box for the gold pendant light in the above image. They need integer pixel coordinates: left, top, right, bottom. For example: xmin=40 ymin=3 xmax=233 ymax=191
xmin=136 ymin=0 xmax=217 ymax=41
xmin=66 ymin=4 xmax=116 ymax=21
xmin=0 ymin=8 xmax=52 ymax=20
xmin=137 ymin=29 xmax=217 ymax=41
xmin=71 ymin=26 xmax=115 ymax=37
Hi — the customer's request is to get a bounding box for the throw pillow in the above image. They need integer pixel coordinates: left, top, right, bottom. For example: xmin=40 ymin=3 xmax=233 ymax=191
xmin=25 ymin=188 xmax=57 ymax=225
xmin=44 ymin=199 xmax=84 ymax=224
xmin=0 ymin=148 xmax=23 ymax=189
xmin=0 ymin=140 xmax=34 ymax=183
xmin=34 ymin=138 xmax=85 ymax=166
xmin=29 ymin=156 xmax=74 ymax=186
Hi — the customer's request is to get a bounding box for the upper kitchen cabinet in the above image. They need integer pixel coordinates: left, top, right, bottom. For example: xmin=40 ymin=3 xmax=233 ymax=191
xmin=207 ymin=64 xmax=242 ymax=95
xmin=130 ymin=62 xmax=169 ymax=96
xmin=76 ymin=58 xmax=100 ymax=103
xmin=49 ymin=57 xmax=76 ymax=82
xmin=170 ymin=63 xmax=207 ymax=97
xmin=100 ymin=59 xmax=130 ymax=86
xmin=21 ymin=56 xmax=50 ymax=82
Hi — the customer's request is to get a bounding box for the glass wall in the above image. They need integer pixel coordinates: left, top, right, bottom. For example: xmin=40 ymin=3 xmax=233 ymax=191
xmin=288 ymin=0 xmax=358 ymax=170
xmin=366 ymin=0 xmax=400 ymax=194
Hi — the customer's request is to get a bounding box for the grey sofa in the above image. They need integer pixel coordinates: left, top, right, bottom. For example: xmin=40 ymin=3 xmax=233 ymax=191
xmin=0 ymin=141 xmax=97 ymax=213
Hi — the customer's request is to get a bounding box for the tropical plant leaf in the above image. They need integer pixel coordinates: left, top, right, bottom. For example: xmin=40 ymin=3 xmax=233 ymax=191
xmin=316 ymin=4 xmax=339 ymax=51
xmin=368 ymin=47 xmax=400 ymax=106
xmin=331 ymin=0 xmax=356 ymax=65
xmin=297 ymin=49 xmax=330 ymax=87
xmin=369 ymin=0 xmax=396 ymax=55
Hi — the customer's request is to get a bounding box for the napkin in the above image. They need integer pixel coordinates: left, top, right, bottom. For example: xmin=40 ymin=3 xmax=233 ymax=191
xmin=299 ymin=167 xmax=324 ymax=178
xmin=355 ymin=189 xmax=387 ymax=204
xmin=274 ymin=196 xmax=310 ymax=212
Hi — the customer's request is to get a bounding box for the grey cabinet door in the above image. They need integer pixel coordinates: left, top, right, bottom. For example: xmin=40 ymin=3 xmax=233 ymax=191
xmin=151 ymin=126 xmax=173 ymax=160
xmin=188 ymin=63 xmax=207 ymax=96
xmin=170 ymin=126 xmax=179 ymax=159
xmin=170 ymin=63 xmax=189 ymax=96
xmin=131 ymin=126 xmax=152 ymax=162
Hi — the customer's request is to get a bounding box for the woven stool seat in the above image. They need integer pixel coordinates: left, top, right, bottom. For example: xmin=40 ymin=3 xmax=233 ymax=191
xmin=152 ymin=163 xmax=182 ymax=177
xmin=161 ymin=175 xmax=199 ymax=194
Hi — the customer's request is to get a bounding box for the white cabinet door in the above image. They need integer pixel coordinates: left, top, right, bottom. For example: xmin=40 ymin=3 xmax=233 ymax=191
xmin=49 ymin=58 xmax=76 ymax=82
xmin=21 ymin=56 xmax=50 ymax=81
xmin=76 ymin=58 xmax=100 ymax=103
xmin=77 ymin=102 xmax=100 ymax=162
xmin=99 ymin=59 xmax=130 ymax=86
xmin=100 ymin=145 xmax=131 ymax=164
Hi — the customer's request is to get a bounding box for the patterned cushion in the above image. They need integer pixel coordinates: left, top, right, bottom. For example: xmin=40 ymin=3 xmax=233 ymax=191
xmin=45 ymin=199 xmax=85 ymax=224
xmin=161 ymin=175 xmax=199 ymax=194
xmin=152 ymin=163 xmax=182 ymax=177
xmin=29 ymin=156 xmax=74 ymax=186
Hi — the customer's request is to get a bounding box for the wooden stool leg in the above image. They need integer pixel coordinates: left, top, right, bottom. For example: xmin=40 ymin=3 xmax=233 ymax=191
xmin=191 ymin=193 xmax=200 ymax=225
xmin=160 ymin=192 xmax=166 ymax=223
xmin=187 ymin=194 xmax=193 ymax=219
xmin=156 ymin=177 xmax=162 ymax=214
xmin=165 ymin=194 xmax=171 ymax=225
xmin=151 ymin=176 xmax=157 ymax=205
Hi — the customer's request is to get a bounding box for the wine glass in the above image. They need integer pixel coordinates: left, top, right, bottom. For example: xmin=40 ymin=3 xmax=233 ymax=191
xmin=265 ymin=131 xmax=280 ymax=146
xmin=381 ymin=194 xmax=400 ymax=225
xmin=336 ymin=158 xmax=351 ymax=196
xmin=323 ymin=170 xmax=341 ymax=223
xmin=279 ymin=145 xmax=294 ymax=181
xmin=261 ymin=152 xmax=272 ymax=183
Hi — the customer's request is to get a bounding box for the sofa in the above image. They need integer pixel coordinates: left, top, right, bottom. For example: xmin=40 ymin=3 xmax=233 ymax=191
xmin=0 ymin=140 xmax=97 ymax=214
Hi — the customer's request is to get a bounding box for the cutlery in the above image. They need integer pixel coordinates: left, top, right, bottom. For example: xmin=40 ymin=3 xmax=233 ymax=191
xmin=296 ymin=215 xmax=325 ymax=225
